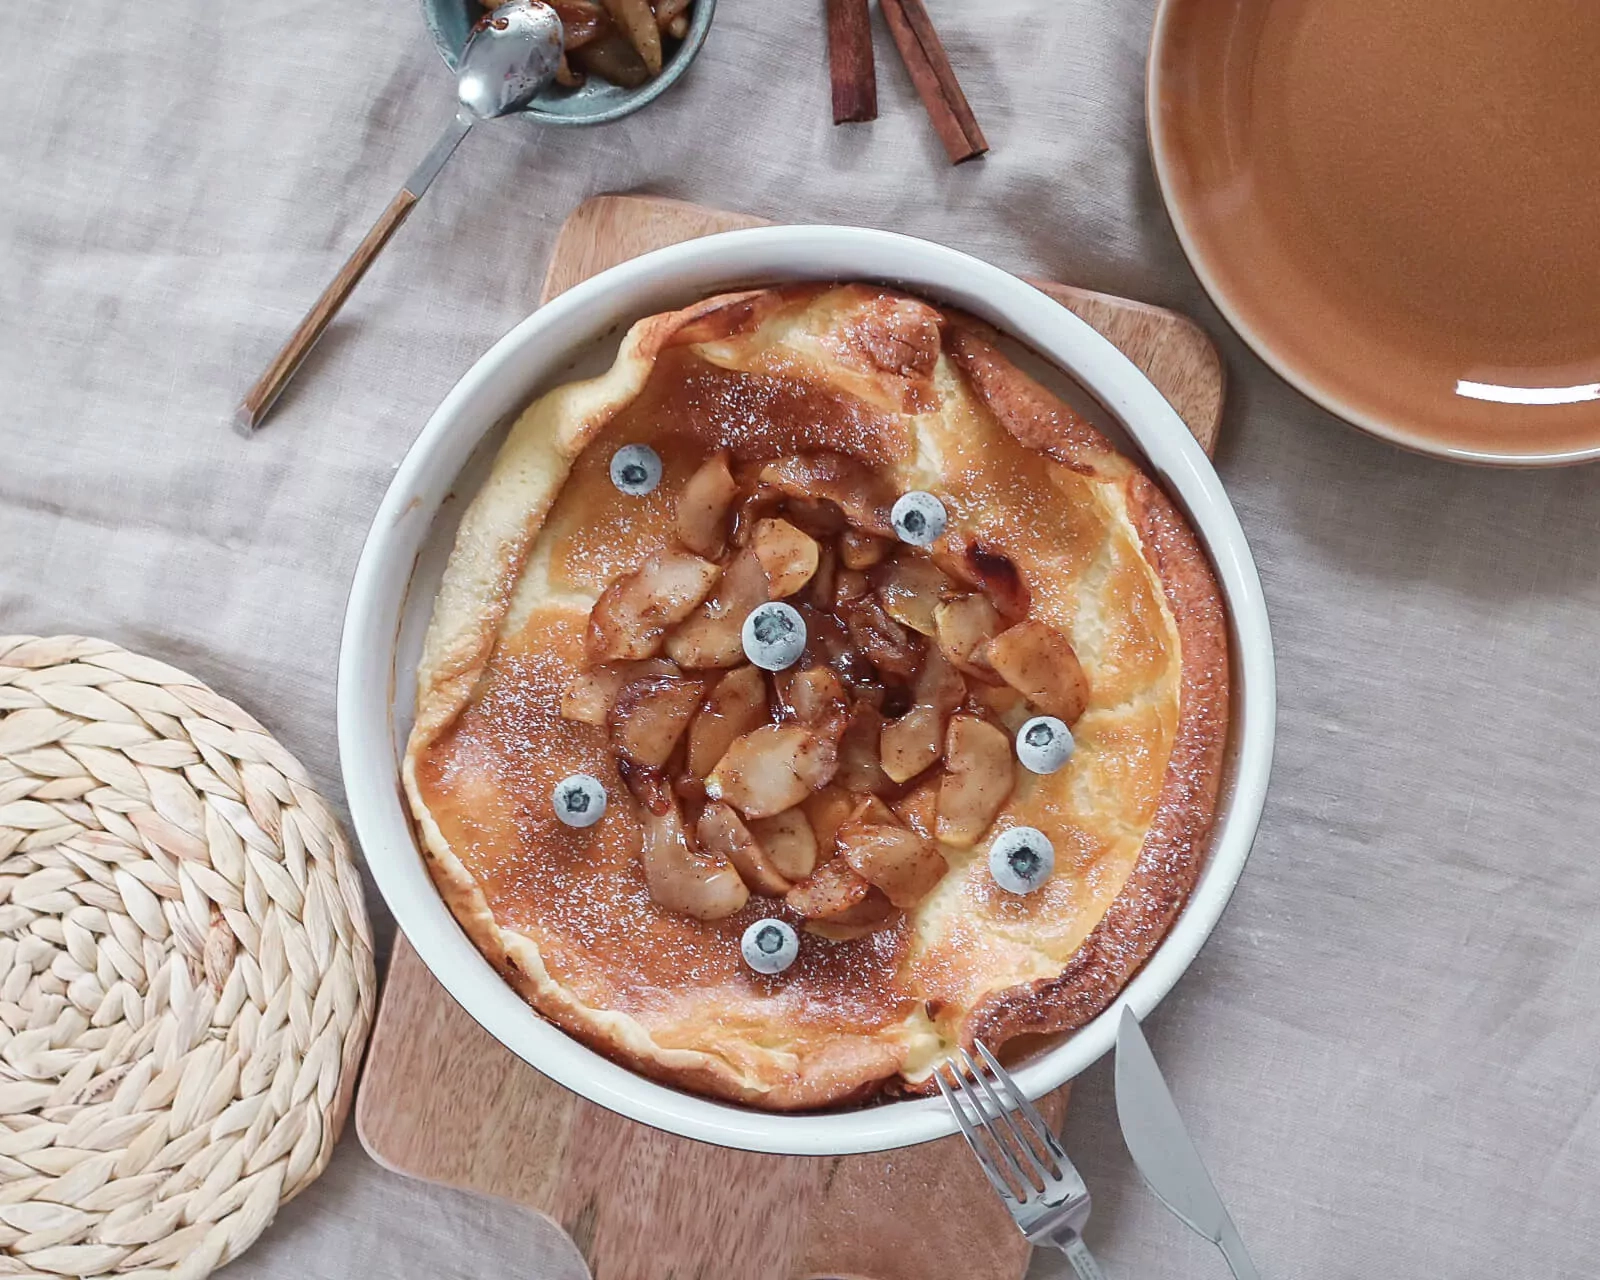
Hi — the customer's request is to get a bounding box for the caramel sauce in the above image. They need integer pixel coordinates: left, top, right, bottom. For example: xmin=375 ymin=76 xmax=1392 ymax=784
xmin=1156 ymin=0 xmax=1600 ymax=454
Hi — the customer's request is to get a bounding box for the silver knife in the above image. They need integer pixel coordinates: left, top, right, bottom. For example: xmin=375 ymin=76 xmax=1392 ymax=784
xmin=1114 ymin=1006 xmax=1261 ymax=1280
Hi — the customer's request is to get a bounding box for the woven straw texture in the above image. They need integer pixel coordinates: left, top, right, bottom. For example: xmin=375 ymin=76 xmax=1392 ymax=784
xmin=0 ymin=636 xmax=375 ymax=1280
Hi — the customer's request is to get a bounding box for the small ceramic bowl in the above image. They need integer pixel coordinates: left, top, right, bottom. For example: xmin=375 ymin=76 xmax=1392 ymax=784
xmin=421 ymin=0 xmax=715 ymax=125
xmin=338 ymin=226 xmax=1277 ymax=1155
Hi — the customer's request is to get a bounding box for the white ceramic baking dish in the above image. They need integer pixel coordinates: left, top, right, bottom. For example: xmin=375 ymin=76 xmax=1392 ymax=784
xmin=338 ymin=225 xmax=1276 ymax=1155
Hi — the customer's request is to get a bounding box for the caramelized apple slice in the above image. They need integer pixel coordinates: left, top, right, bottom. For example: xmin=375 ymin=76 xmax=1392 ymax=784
xmin=841 ymin=594 xmax=924 ymax=679
xmin=728 ymin=484 xmax=785 ymax=549
xmin=834 ymin=567 xmax=870 ymax=607
xmin=933 ymin=594 xmax=1003 ymax=682
xmin=786 ymin=855 xmax=890 ymax=920
xmin=748 ymin=808 xmax=818 ymax=883
xmin=797 ymin=603 xmax=878 ymax=693
xmin=609 ymin=674 xmax=705 ymax=769
xmin=807 ymin=541 xmax=839 ymax=609
xmin=587 ymin=551 xmax=720 ymax=663
xmin=685 ymin=665 xmax=769 ymax=778
xmin=806 ymin=907 xmax=899 ymax=941
xmin=839 ymin=529 xmax=888 ymax=570
xmin=561 ymin=658 xmax=678 ymax=726
xmin=971 ymin=682 xmax=1031 ymax=733
xmin=697 ymin=802 xmax=791 ymax=896
xmin=879 ymin=647 xmax=965 ymax=783
xmin=874 ymin=554 xmax=952 ymax=636
xmin=625 ymin=766 xmax=749 ymax=920
xmin=759 ymin=453 xmax=896 ymax=537
xmin=779 ymin=494 xmax=849 ymax=540
xmin=676 ymin=451 xmax=739 ymax=558
xmin=935 ymin=715 xmax=1015 ymax=848
xmin=962 ymin=544 xmax=1031 ymax=622
xmin=836 ymin=702 xmax=890 ymax=794
xmin=665 ymin=550 xmax=769 ymax=669
xmin=642 ymin=810 xmax=750 ymax=919
xmin=847 ymin=794 xmax=899 ymax=827
xmin=812 ymin=915 xmax=902 ymax=947
xmin=563 ymin=668 xmax=625 ymax=727
xmin=984 ymin=621 xmax=1091 ymax=724
xmin=750 ymin=518 xmax=820 ymax=598
xmin=705 ymin=724 xmax=839 ymax=819
xmin=932 ymin=542 xmax=1031 ymax=623
xmin=789 ymin=858 xmax=899 ymax=939
xmin=836 ymin=818 xmax=947 ymax=909
xmin=891 ymin=775 xmax=939 ymax=840
xmin=776 ymin=665 xmax=849 ymax=743
xmin=803 ymin=787 xmax=858 ymax=854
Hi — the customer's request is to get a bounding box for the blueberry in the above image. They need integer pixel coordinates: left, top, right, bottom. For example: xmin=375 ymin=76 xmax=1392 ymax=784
xmin=552 ymin=774 xmax=607 ymax=828
xmin=609 ymin=444 xmax=662 ymax=496
xmin=890 ymin=491 xmax=947 ymax=547
xmin=988 ymin=827 xmax=1055 ymax=895
xmin=741 ymin=919 xmax=799 ymax=974
xmin=1015 ymin=716 xmax=1074 ymax=774
xmin=741 ymin=602 xmax=807 ymax=671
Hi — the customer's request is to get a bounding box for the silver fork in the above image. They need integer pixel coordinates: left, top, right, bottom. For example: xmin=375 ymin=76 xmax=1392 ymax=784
xmin=937 ymin=1042 xmax=1108 ymax=1280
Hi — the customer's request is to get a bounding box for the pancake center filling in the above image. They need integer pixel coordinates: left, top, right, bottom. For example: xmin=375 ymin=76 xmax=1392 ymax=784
xmin=405 ymin=286 xmax=1228 ymax=1108
xmin=571 ymin=447 xmax=1092 ymax=935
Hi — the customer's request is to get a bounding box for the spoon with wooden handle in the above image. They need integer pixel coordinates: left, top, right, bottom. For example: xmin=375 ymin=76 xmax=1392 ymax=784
xmin=235 ymin=0 xmax=563 ymax=433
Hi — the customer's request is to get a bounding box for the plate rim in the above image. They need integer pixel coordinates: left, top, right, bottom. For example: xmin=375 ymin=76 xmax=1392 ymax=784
xmin=1145 ymin=0 xmax=1600 ymax=468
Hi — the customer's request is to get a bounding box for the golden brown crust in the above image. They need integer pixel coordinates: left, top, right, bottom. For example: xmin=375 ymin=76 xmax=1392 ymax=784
xmin=942 ymin=324 xmax=1134 ymax=479
xmin=963 ymin=471 xmax=1230 ymax=1048
xmin=408 ymin=288 xmax=775 ymax=750
xmin=404 ymin=284 xmax=1230 ymax=1109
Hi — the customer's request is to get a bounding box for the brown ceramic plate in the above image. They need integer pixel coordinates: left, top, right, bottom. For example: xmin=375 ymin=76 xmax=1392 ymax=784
xmin=1148 ymin=0 xmax=1600 ymax=465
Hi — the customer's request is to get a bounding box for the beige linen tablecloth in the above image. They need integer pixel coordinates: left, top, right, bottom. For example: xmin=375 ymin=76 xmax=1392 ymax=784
xmin=4 ymin=2 xmax=1598 ymax=1276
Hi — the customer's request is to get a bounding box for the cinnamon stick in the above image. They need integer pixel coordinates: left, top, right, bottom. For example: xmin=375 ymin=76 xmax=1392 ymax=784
xmin=880 ymin=0 xmax=988 ymax=164
xmin=827 ymin=0 xmax=877 ymax=124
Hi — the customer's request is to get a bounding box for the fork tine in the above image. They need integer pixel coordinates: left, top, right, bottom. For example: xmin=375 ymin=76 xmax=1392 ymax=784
xmin=958 ymin=1047 xmax=1056 ymax=1190
xmin=936 ymin=1066 xmax=1022 ymax=1207
xmin=945 ymin=1060 xmax=1035 ymax=1199
xmin=945 ymin=1055 xmax=1036 ymax=1201
xmin=945 ymin=1061 xmax=1034 ymax=1200
xmin=975 ymin=1040 xmax=1072 ymax=1171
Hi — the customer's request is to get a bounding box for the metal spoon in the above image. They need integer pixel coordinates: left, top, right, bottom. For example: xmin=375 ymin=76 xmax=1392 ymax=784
xmin=236 ymin=0 xmax=564 ymax=433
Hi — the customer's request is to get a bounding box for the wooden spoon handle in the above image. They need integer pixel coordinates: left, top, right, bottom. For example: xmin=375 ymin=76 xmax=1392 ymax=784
xmin=234 ymin=186 xmax=419 ymax=433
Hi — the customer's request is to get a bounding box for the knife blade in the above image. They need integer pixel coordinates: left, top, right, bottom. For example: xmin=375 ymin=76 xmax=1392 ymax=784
xmin=1114 ymin=1006 xmax=1260 ymax=1280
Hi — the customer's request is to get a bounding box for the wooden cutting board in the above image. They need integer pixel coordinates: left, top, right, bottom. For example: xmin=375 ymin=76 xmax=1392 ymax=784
xmin=355 ymin=193 xmax=1225 ymax=1280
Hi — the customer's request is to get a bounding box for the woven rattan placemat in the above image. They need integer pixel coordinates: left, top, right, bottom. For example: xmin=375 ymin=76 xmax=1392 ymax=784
xmin=0 ymin=635 xmax=374 ymax=1280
